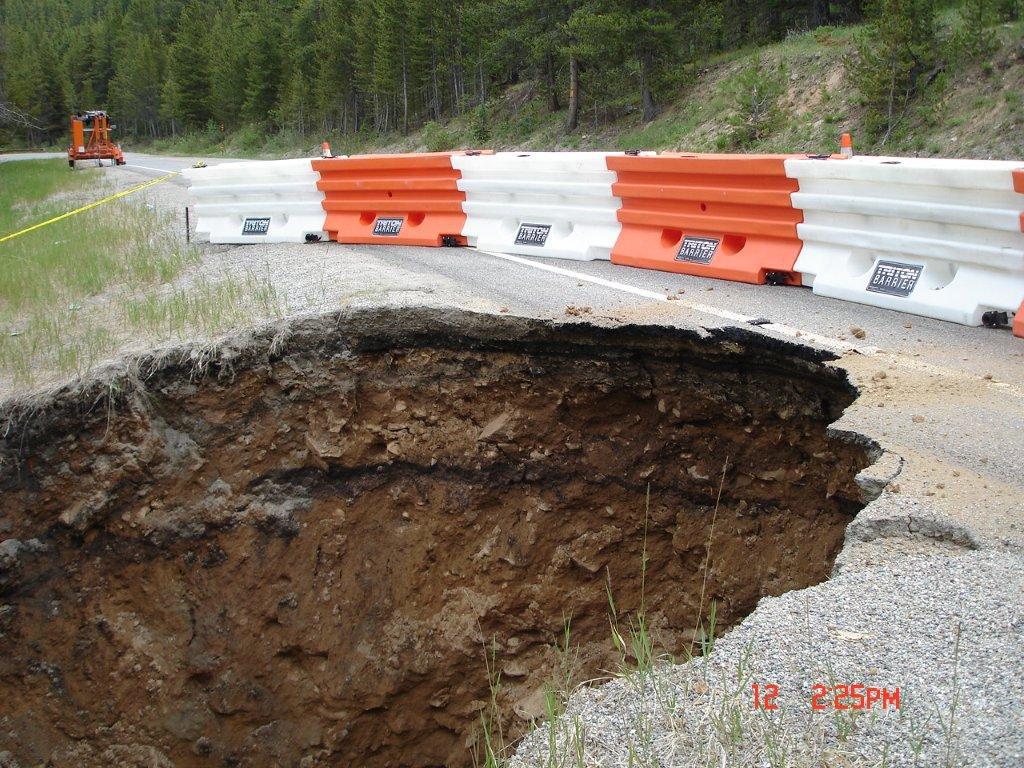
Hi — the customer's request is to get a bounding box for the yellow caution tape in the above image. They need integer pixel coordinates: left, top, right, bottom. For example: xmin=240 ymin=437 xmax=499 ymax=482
xmin=0 ymin=171 xmax=180 ymax=245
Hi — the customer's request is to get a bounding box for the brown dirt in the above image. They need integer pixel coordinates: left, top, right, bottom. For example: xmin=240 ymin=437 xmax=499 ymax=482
xmin=0 ymin=309 xmax=873 ymax=768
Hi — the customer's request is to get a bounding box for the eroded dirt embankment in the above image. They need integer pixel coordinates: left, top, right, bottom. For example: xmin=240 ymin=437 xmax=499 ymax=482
xmin=0 ymin=310 xmax=872 ymax=768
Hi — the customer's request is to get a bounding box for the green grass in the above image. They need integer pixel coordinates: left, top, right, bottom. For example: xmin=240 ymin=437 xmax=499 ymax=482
xmin=135 ymin=122 xmax=414 ymax=160
xmin=0 ymin=159 xmax=287 ymax=393
xmin=0 ymin=159 xmax=92 ymax=235
xmin=1 ymin=199 xmax=196 ymax=314
xmin=122 ymin=269 xmax=286 ymax=338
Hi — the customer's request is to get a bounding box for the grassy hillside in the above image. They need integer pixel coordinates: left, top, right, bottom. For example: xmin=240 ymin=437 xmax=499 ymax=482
xmin=137 ymin=14 xmax=1024 ymax=161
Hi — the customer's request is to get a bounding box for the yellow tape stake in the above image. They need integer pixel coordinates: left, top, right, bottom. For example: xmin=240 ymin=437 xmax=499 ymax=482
xmin=0 ymin=171 xmax=180 ymax=245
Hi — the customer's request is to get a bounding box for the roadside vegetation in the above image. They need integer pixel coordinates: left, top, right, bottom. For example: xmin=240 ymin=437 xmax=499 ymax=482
xmin=90 ymin=4 xmax=1024 ymax=161
xmin=2 ymin=1 xmax=1020 ymax=160
xmin=0 ymin=160 xmax=284 ymax=394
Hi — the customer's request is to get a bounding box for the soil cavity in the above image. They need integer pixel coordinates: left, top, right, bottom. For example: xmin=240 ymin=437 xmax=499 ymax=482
xmin=0 ymin=311 xmax=871 ymax=768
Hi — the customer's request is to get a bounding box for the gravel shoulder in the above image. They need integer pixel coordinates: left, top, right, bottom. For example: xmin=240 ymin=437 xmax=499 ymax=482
xmin=510 ymin=549 xmax=1023 ymax=768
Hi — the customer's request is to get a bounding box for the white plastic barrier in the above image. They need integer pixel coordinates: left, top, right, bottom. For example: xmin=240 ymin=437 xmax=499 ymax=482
xmin=786 ymin=156 xmax=1024 ymax=326
xmin=452 ymin=152 xmax=624 ymax=261
xmin=183 ymin=159 xmax=330 ymax=244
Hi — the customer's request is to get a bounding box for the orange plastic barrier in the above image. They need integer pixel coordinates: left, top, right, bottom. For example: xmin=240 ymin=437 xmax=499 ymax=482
xmin=312 ymin=151 xmax=489 ymax=246
xmin=608 ymin=153 xmax=805 ymax=285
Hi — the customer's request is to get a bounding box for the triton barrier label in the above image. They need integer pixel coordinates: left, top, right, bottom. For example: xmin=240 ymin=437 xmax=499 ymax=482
xmin=676 ymin=236 xmax=720 ymax=264
xmin=515 ymin=223 xmax=551 ymax=247
xmin=867 ymin=261 xmax=922 ymax=297
xmin=242 ymin=217 xmax=271 ymax=235
xmin=372 ymin=217 xmax=404 ymax=236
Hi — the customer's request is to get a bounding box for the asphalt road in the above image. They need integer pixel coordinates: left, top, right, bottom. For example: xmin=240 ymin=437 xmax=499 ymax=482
xmin=0 ymin=150 xmax=243 ymax=176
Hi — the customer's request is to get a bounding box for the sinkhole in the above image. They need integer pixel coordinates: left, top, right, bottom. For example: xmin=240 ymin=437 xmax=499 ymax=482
xmin=0 ymin=309 xmax=874 ymax=768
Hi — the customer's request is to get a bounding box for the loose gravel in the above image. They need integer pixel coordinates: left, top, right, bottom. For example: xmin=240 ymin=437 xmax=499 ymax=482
xmin=510 ymin=547 xmax=1024 ymax=768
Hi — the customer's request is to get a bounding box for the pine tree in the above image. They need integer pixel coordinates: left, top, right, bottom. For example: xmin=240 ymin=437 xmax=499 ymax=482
xmin=241 ymin=2 xmax=284 ymax=125
xmin=109 ymin=0 xmax=167 ymax=136
xmin=280 ymin=0 xmax=321 ymax=134
xmin=167 ymin=0 xmax=213 ymax=128
xmin=851 ymin=0 xmax=939 ymax=142
xmin=37 ymin=38 xmax=70 ymax=139
xmin=314 ymin=0 xmax=357 ymax=132
xmin=209 ymin=2 xmax=246 ymax=129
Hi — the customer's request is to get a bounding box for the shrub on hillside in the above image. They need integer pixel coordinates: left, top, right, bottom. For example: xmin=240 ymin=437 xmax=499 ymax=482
xmin=949 ymin=0 xmax=999 ymax=66
xmin=849 ymin=0 xmax=940 ymax=143
xmin=723 ymin=56 xmax=788 ymax=149
xmin=995 ymin=0 xmax=1023 ymax=19
xmin=421 ymin=121 xmax=454 ymax=152
xmin=470 ymin=104 xmax=491 ymax=144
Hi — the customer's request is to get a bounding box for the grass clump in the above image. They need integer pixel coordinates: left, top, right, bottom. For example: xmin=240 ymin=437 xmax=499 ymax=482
xmin=421 ymin=121 xmax=456 ymax=152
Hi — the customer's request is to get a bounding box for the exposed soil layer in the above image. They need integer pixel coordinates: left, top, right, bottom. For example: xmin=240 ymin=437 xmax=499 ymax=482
xmin=0 ymin=309 xmax=872 ymax=768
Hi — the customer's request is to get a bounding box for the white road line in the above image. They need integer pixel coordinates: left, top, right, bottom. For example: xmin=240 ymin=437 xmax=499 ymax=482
xmin=475 ymin=249 xmax=1024 ymax=398
xmin=476 ymin=249 xmax=865 ymax=355
xmin=126 ymin=164 xmax=183 ymax=174
xmin=477 ymin=250 xmax=669 ymax=302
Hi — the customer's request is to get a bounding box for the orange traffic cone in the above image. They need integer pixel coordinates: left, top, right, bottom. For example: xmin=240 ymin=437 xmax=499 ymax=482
xmin=840 ymin=133 xmax=854 ymax=159
xmin=321 ymin=141 xmax=333 ymax=159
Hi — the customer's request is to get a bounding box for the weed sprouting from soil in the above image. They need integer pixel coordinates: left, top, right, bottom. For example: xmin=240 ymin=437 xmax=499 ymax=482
xmin=692 ymin=457 xmax=729 ymax=660
xmin=487 ymin=464 xmax=736 ymax=767
xmin=474 ymin=637 xmax=508 ymax=768
xmin=937 ymin=622 xmax=964 ymax=768
xmin=607 ymin=485 xmax=657 ymax=679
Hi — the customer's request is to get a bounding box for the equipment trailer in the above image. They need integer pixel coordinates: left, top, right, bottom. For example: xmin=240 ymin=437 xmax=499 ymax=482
xmin=68 ymin=111 xmax=125 ymax=168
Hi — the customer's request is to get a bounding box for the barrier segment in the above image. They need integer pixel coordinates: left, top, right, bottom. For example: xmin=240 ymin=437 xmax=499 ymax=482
xmin=313 ymin=151 xmax=489 ymax=246
xmin=608 ymin=153 xmax=805 ymax=285
xmin=1017 ymin=169 xmax=1024 ymax=338
xmin=453 ymin=152 xmax=624 ymax=261
xmin=787 ymin=156 xmax=1024 ymax=328
xmin=1016 ymin=167 xmax=1024 ymax=234
xmin=183 ymin=159 xmax=329 ymax=244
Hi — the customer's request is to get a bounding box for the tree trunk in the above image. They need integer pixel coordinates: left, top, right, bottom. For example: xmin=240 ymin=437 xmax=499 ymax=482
xmin=478 ymin=43 xmax=485 ymax=104
xmin=402 ymin=54 xmax=409 ymax=135
xmin=809 ymin=0 xmax=828 ymax=27
xmin=431 ymin=53 xmax=441 ymax=119
xmin=640 ymin=49 xmax=656 ymax=122
xmin=564 ymin=54 xmax=579 ymax=132
xmin=545 ymin=52 xmax=560 ymax=112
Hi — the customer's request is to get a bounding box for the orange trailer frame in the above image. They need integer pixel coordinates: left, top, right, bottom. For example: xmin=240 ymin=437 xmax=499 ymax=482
xmin=68 ymin=111 xmax=125 ymax=168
